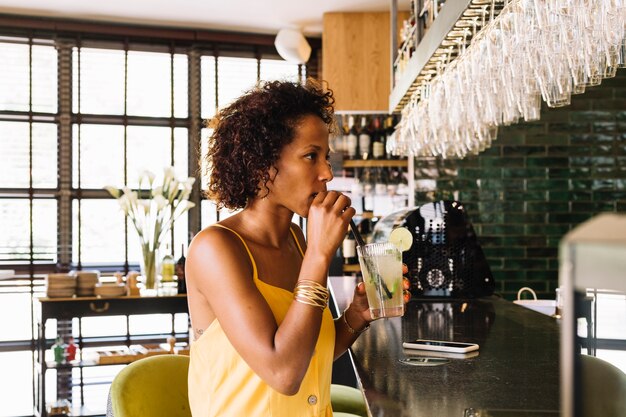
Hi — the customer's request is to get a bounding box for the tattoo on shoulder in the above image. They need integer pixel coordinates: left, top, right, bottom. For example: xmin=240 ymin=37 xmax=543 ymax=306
xmin=196 ymin=328 xmax=204 ymax=337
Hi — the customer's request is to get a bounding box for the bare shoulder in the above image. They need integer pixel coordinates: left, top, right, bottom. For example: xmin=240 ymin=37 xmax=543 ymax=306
xmin=186 ymin=225 xmax=253 ymax=291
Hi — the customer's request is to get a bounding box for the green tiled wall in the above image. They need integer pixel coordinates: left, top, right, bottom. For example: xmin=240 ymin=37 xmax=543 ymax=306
xmin=413 ymin=69 xmax=626 ymax=300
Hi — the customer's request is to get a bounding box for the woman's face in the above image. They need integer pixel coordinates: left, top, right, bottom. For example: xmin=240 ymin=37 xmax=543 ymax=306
xmin=265 ymin=114 xmax=333 ymax=217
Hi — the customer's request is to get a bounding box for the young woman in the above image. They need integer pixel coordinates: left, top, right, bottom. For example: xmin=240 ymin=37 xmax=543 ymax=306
xmin=186 ymin=80 xmax=373 ymax=416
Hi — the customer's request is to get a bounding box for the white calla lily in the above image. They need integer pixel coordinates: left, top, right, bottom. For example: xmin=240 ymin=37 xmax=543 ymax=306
xmin=103 ymin=166 xmax=196 ymax=291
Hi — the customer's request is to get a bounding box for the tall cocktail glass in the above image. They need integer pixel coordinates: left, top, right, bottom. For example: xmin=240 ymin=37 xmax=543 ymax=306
xmin=357 ymin=242 xmax=405 ymax=319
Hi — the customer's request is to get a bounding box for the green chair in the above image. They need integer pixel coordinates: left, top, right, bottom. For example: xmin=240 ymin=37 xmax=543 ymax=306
xmin=331 ymin=384 xmax=368 ymax=417
xmin=108 ymin=354 xmax=192 ymax=417
xmin=581 ymin=354 xmax=626 ymax=417
xmin=108 ymin=354 xmax=367 ymax=417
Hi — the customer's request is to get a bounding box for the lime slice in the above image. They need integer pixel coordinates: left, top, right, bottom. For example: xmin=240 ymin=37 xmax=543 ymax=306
xmin=389 ymin=226 xmax=413 ymax=252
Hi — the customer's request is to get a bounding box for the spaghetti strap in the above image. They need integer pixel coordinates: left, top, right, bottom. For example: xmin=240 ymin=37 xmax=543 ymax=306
xmin=212 ymin=224 xmax=258 ymax=279
xmin=289 ymin=227 xmax=305 ymax=258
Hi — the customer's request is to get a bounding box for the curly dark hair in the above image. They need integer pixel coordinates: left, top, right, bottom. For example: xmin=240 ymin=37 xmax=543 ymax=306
xmin=204 ymin=79 xmax=335 ymax=210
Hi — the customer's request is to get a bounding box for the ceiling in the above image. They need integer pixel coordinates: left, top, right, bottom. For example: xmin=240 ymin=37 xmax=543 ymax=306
xmin=0 ymin=0 xmax=410 ymax=37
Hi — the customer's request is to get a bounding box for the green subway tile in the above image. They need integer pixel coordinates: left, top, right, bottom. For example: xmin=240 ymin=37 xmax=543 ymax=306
xmin=478 ymin=236 xmax=503 ymax=247
xmin=502 ymin=146 xmax=546 ymax=157
xmin=503 ymin=212 xmax=547 ymax=224
xmin=593 ymin=100 xmax=626 ymax=111
xmin=504 ymin=258 xmax=548 ymax=270
xmin=527 ymin=179 xmax=569 ymax=190
xmin=589 ymin=198 xmax=618 ymax=210
xmin=548 ymin=168 xmax=578 ymax=178
xmin=502 ymin=235 xmax=547 ymax=246
xmin=548 ymin=122 xmax=591 ymax=134
xmin=547 ymin=146 xmax=570 ymax=156
xmin=540 ymin=111 xmax=570 ymax=122
xmin=548 ymin=261 xmax=560 ymax=273
xmin=591 ymin=157 xmax=616 ymax=167
xmin=504 ymin=122 xmax=545 ymax=135
xmin=617 ymin=201 xmax=626 ymax=211
xmin=570 ymin=156 xmax=594 ymax=166
xmin=593 ymin=122 xmax=617 ymax=133
xmin=570 ymin=179 xmax=593 ymax=190
xmin=617 ymin=111 xmax=626 ymax=122
xmin=571 ymin=191 xmax=592 ymax=200
xmin=487 ymin=179 xmax=524 ymax=190
xmin=486 ymin=258 xmax=504 ymax=269
xmin=483 ymin=247 xmax=525 ymax=258
xmin=504 ymin=190 xmax=546 ymax=201
xmin=567 ymin=146 xmax=595 ymax=156
xmin=593 ymin=145 xmax=614 ymax=156
xmin=548 ymin=191 xmax=571 ymax=201
xmin=592 ymin=179 xmax=616 ymax=190
xmin=479 ymin=168 xmax=504 ymax=178
xmin=503 ymin=168 xmax=547 ymax=179
xmin=478 ymin=189 xmax=500 ymax=200
xmin=458 ymin=191 xmax=480 ymax=202
xmin=480 ymin=157 xmax=525 ymax=168
xmin=571 ymin=201 xmax=593 ymax=211
xmin=570 ymin=133 xmax=615 ymax=144
xmin=525 ymin=223 xmax=572 ymax=235
xmin=548 ymin=212 xmax=590 ymax=224
xmin=526 ymin=133 xmax=569 ymax=145
xmin=482 ymin=224 xmax=526 ymax=235
xmin=476 ymin=211 xmax=505 ymax=223
xmin=494 ymin=270 xmax=527 ymax=281
xmin=569 ymin=110 xmax=613 ymax=121
xmin=527 ymin=201 xmax=569 ymax=212
xmin=481 ymin=201 xmax=525 ymax=212
xmin=547 ymin=239 xmax=561 ymax=249
xmin=481 ymin=146 xmax=502 ymax=157
xmin=495 ymin=132 xmax=526 ymax=145
xmin=594 ymin=167 xmax=621 ymax=178
xmin=527 ymin=157 xmax=569 ymax=168
xmin=527 ymin=247 xmax=558 ymax=257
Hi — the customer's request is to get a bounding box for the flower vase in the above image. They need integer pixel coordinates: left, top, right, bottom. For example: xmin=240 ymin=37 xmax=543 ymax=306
xmin=140 ymin=246 xmax=158 ymax=296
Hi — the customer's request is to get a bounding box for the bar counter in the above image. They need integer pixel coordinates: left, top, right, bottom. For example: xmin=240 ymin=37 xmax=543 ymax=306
xmin=330 ymin=276 xmax=560 ymax=417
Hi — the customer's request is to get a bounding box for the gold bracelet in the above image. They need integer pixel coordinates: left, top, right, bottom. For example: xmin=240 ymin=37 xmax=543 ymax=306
xmin=293 ymin=280 xmax=329 ymax=311
xmin=342 ymin=307 xmax=370 ymax=335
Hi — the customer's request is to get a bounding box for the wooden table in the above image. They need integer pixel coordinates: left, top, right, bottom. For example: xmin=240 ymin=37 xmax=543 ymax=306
xmin=330 ymin=276 xmax=560 ymax=417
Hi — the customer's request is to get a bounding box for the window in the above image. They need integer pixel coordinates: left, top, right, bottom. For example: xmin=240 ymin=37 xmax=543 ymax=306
xmin=0 ymin=24 xmax=307 ymax=417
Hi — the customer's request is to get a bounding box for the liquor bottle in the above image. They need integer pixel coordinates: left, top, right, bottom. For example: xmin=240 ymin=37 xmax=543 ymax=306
xmin=342 ymin=229 xmax=358 ymax=265
xmin=359 ymin=212 xmax=374 ymax=244
xmin=176 ymin=244 xmax=187 ymax=294
xmin=159 ymin=244 xmax=177 ymax=296
xmin=371 ymin=117 xmax=386 ymax=160
xmin=384 ymin=115 xmax=396 ymax=159
xmin=346 ymin=116 xmax=358 ymax=159
xmin=374 ymin=167 xmax=388 ymax=196
xmin=340 ymin=115 xmax=349 ymax=157
xmin=358 ymin=116 xmax=371 ymax=160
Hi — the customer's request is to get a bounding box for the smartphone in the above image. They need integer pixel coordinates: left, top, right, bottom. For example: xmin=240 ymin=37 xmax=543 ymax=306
xmin=402 ymin=339 xmax=479 ymax=353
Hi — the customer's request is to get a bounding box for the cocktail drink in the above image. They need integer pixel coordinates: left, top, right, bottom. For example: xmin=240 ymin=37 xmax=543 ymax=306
xmin=357 ymin=242 xmax=404 ymax=319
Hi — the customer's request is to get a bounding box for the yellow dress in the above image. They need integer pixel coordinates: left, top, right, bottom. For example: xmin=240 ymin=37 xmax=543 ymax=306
xmin=188 ymin=224 xmax=335 ymax=417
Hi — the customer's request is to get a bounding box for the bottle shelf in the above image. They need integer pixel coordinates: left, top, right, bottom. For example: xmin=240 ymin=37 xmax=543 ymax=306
xmin=343 ymin=159 xmax=408 ymax=168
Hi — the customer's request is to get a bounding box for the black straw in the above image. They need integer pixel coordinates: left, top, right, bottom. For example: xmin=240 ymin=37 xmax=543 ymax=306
xmin=349 ymin=219 xmax=393 ymax=299
xmin=349 ymin=219 xmax=366 ymax=247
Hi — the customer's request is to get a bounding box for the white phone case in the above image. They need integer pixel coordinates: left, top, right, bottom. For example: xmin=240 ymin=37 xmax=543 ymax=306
xmin=402 ymin=339 xmax=479 ymax=353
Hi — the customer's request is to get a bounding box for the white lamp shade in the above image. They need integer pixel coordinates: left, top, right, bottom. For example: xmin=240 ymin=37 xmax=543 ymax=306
xmin=274 ymin=28 xmax=311 ymax=64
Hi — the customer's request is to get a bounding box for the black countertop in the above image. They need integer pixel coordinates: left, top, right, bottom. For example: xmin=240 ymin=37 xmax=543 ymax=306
xmin=330 ymin=276 xmax=560 ymax=417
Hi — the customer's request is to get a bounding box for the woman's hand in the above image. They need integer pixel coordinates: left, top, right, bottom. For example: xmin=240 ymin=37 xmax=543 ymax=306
xmin=401 ymin=263 xmax=412 ymax=303
xmin=348 ymin=264 xmax=411 ymax=327
xmin=306 ymin=191 xmax=355 ymax=262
